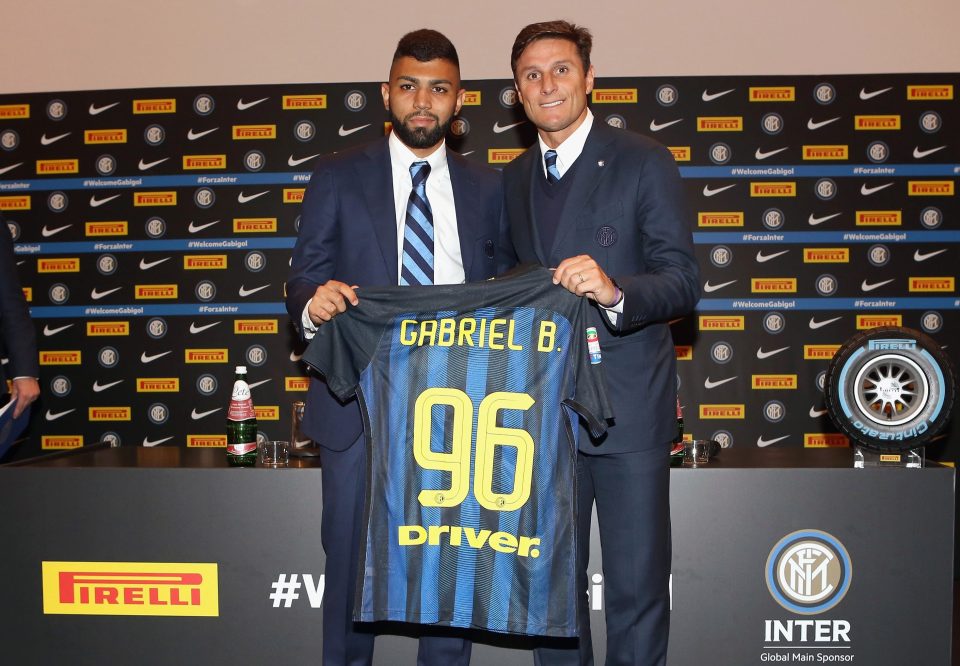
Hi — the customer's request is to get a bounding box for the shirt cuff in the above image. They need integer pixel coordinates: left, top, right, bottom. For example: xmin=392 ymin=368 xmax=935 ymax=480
xmin=301 ymin=301 xmax=318 ymax=340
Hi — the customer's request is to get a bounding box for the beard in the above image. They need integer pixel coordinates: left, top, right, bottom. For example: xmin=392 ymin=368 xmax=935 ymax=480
xmin=390 ymin=110 xmax=451 ymax=149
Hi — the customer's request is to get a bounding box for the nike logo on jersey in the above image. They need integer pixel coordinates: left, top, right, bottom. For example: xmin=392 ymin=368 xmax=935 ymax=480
xmin=143 ymin=436 xmax=174 ymax=447
xmin=0 ymin=162 xmax=23 ymax=176
xmin=45 ymin=408 xmax=76 ymax=421
xmin=809 ymin=406 xmax=829 ymax=418
xmin=248 ymin=378 xmax=271 ymax=390
xmin=41 ymin=224 xmax=71 ymax=237
xmin=138 ymin=157 xmax=169 ymax=171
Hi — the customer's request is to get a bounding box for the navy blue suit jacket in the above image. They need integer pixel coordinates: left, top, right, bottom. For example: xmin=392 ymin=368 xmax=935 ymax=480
xmin=286 ymin=139 xmax=513 ymax=450
xmin=504 ymin=122 xmax=700 ymax=452
xmin=0 ymin=215 xmax=38 ymax=391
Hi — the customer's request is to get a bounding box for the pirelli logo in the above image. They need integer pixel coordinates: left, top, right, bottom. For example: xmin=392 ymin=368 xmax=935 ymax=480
xmin=752 ymin=374 xmax=797 ymax=389
xmin=188 ymin=435 xmax=227 ymax=448
xmin=699 ymin=316 xmax=745 ymax=331
xmin=804 ymin=248 xmax=849 ymax=263
xmin=233 ymin=217 xmax=277 ymax=233
xmin=802 ymin=145 xmax=848 ymax=160
xmin=697 ymin=116 xmax=743 ymax=131
xmin=183 ymin=255 xmax=227 ymax=270
xmin=804 ymin=433 xmax=849 ymax=448
xmin=675 ymin=345 xmax=693 ymax=361
xmin=751 ymin=182 xmax=796 ymax=197
xmin=591 ymin=88 xmax=638 ymax=103
xmin=286 ymin=376 xmax=310 ymax=391
xmin=185 ymin=349 xmax=228 ymax=363
xmin=134 ymin=191 xmax=177 ymax=206
xmin=749 ymin=86 xmax=795 ymax=101
xmin=907 ymin=85 xmax=953 ymax=100
xmin=0 ymin=104 xmax=29 ymax=119
xmin=751 ymin=278 xmax=797 ymax=293
xmin=700 ymin=404 xmax=745 ymax=419
xmin=804 ymin=345 xmax=841 ymax=360
xmin=856 ymin=211 xmax=901 ymax=226
xmin=488 ymin=148 xmax=525 ymax=164
xmin=232 ymin=124 xmax=277 ymax=139
xmin=40 ymin=351 xmax=81 ymax=365
xmin=908 ymin=181 xmax=954 ymax=196
xmin=854 ymin=115 xmax=901 ymax=130
xmin=282 ymin=95 xmax=327 ymax=109
xmin=38 ymin=258 xmax=80 ymax=273
xmin=283 ymin=188 xmax=305 ymax=203
xmin=84 ymin=129 xmax=127 ymax=144
xmin=133 ymin=99 xmax=176 ymax=114
xmin=235 ymin=319 xmax=278 ymax=334
xmin=36 ymin=159 xmax=79 ymax=174
xmin=698 ymin=212 xmax=743 ymax=227
xmin=42 ymin=562 xmax=219 ymax=617
xmin=668 ymin=146 xmax=691 ymax=162
xmin=136 ymin=284 xmax=177 ymax=299
xmin=42 ymin=436 xmax=83 ymax=449
xmin=87 ymin=321 xmax=129 ymax=336
xmin=137 ymin=378 xmax=180 ymax=392
xmin=86 ymin=221 xmax=128 ymax=237
xmin=857 ymin=314 xmax=902 ymax=329
xmin=462 ymin=91 xmax=481 ymax=105
xmin=22 ymin=287 xmax=32 ymax=302
xmin=255 ymin=406 xmax=280 ymax=421
xmin=183 ymin=155 xmax=226 ymax=170
xmin=0 ymin=195 xmax=30 ymax=210
xmin=89 ymin=407 xmax=132 ymax=421
xmin=909 ymin=277 xmax=954 ymax=292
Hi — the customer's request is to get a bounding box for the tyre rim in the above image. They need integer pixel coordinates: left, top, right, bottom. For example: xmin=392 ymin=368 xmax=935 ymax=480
xmin=853 ymin=353 xmax=930 ymax=427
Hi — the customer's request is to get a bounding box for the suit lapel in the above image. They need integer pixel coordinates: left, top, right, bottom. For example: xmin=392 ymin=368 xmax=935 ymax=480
xmin=358 ymin=140 xmax=399 ymax=284
xmin=448 ymin=151 xmax=476 ymax=280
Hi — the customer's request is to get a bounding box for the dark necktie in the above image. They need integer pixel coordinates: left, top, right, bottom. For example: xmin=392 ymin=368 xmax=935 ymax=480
xmin=544 ymin=149 xmax=561 ymax=184
xmin=400 ymin=161 xmax=434 ymax=286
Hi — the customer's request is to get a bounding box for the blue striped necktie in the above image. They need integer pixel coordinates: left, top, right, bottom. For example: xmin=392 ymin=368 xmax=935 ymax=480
xmin=400 ymin=160 xmax=434 ymax=286
xmin=544 ymin=149 xmax=561 ymax=184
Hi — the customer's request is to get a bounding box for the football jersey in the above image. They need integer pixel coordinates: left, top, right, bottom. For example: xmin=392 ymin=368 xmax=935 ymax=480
xmin=302 ymin=267 xmax=612 ymax=637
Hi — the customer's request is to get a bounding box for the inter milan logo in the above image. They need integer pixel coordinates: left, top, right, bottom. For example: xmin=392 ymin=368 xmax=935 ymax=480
xmin=98 ymin=346 xmax=120 ymax=368
xmin=867 ymin=141 xmax=889 ymax=163
xmin=761 ymin=112 xmax=784 ymax=135
xmin=197 ymin=374 xmax=219 ymax=396
xmin=245 ymin=251 xmax=267 ymax=272
xmin=144 ymin=124 xmax=166 ymax=146
xmin=148 ymin=403 xmax=170 ymax=425
xmin=710 ymin=245 xmax=733 ymax=268
xmin=48 ymin=283 xmax=69 ymax=305
xmin=193 ymin=94 xmax=215 ymax=116
xmin=920 ymin=207 xmax=942 ymax=229
xmin=46 ymin=99 xmax=68 ymax=120
xmin=499 ymin=87 xmax=519 ymax=107
xmin=712 ymin=430 xmax=732 ymax=448
xmin=195 ymin=281 xmax=217 ymax=302
xmin=762 ymin=312 xmax=786 ymax=335
xmin=96 ymin=254 xmax=118 ymax=276
xmin=656 ymin=84 xmax=678 ymax=106
xmin=345 ymin=90 xmax=367 ymax=111
xmin=450 ymin=118 xmax=469 ymax=137
xmin=762 ymin=208 xmax=785 ymax=230
xmin=814 ymin=178 xmax=837 ymax=201
xmin=921 ymin=311 xmax=943 ymax=334
xmin=194 ymin=187 xmax=216 ymax=209
xmin=605 ymin=114 xmax=626 ymax=129
xmin=146 ymin=317 xmax=168 ymax=339
xmin=48 ymin=191 xmax=69 ymax=212
xmin=145 ymin=216 xmax=167 ymax=238
xmin=815 ymin=274 xmax=838 ymax=297
xmin=1 ymin=129 xmax=19 ymax=150
xmin=246 ymin=345 xmax=268 ymax=367
xmin=709 ymin=143 xmax=731 ymax=165
xmin=595 ymin=226 xmax=618 ymax=248
xmin=867 ymin=244 xmax=890 ymax=267
xmin=6 ymin=220 xmax=20 ymax=241
xmin=710 ymin=341 xmax=733 ymax=364
xmin=95 ymin=154 xmax=117 ymax=176
xmin=244 ymin=150 xmax=266 ymax=172
xmin=50 ymin=376 xmax=72 ymax=398
xmin=763 ymin=400 xmax=786 ymax=423
xmin=919 ymin=111 xmax=942 ymax=133
xmin=294 ymin=120 xmax=316 ymax=142
xmin=813 ymin=83 xmax=836 ymax=105
xmin=766 ymin=530 xmax=852 ymax=614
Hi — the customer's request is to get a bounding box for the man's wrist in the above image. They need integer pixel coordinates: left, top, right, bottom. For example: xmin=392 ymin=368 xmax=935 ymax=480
xmin=603 ymin=280 xmax=623 ymax=308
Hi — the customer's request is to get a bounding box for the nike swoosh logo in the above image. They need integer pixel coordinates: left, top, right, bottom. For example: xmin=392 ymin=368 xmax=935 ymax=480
xmin=138 ymin=157 xmax=169 ymax=171
xmin=237 ymin=97 xmax=268 ymax=110
xmin=188 ymin=220 xmax=219 ymax=233
xmin=703 ymin=184 xmax=736 ymax=197
xmin=290 ymin=350 xmax=303 ymax=362
xmin=757 ymin=435 xmax=789 ymax=448
xmin=90 ymin=193 xmax=120 ymax=207
xmin=248 ymin=378 xmax=271 ymax=390
xmin=913 ymin=145 xmax=946 ymax=159
xmin=288 ymin=153 xmax=321 ymax=167
xmin=859 ymin=87 xmax=892 ymax=100
xmin=190 ymin=321 xmax=222 ymax=334
xmin=143 ymin=436 xmax=174 ymax=448
xmin=809 ymin=316 xmax=842 ymax=329
xmin=91 ymin=286 xmax=122 ymax=300
xmin=807 ymin=117 xmax=840 ymax=130
xmin=45 ymin=408 xmax=76 ymax=421
xmin=41 ymin=224 xmax=71 ymax=237
xmin=493 ymin=120 xmax=526 ymax=133
xmin=861 ymin=182 xmax=893 ymax=196
xmin=239 ymin=284 xmax=270 ymax=297
xmin=914 ymin=249 xmax=947 ymax=262
xmin=461 ymin=151 xmax=475 ymax=157
xmin=40 ymin=132 xmax=71 ymax=145
xmin=338 ymin=123 xmax=371 ymax=136
xmin=141 ymin=351 xmax=172 ymax=363
xmin=755 ymin=147 xmax=788 ymax=160
xmin=649 ymin=118 xmax=682 ymax=132
xmin=0 ymin=162 xmax=24 ymax=176
xmin=93 ymin=379 xmax=123 ymax=392
xmin=191 ymin=407 xmax=222 ymax=420
xmin=809 ymin=406 xmax=829 ymax=418
xmin=756 ymin=250 xmax=788 ymax=263
xmin=187 ymin=127 xmax=218 ymax=140
xmin=757 ymin=346 xmax=789 ymax=359
xmin=703 ymin=279 xmax=736 ymax=293
xmin=704 ymin=376 xmax=737 ymax=389
xmin=43 ymin=323 xmax=74 ymax=336
xmin=89 ymin=102 xmax=119 ymax=115
xmin=139 ymin=257 xmax=170 ymax=270
xmin=702 ymin=88 xmax=735 ymax=102
xmin=808 ymin=212 xmax=842 ymax=226
xmin=238 ymin=190 xmax=268 ymax=203
xmin=861 ymin=278 xmax=894 ymax=292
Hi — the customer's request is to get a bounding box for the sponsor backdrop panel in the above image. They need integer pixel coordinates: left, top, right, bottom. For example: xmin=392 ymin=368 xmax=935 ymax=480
xmin=0 ymin=74 xmax=957 ymax=465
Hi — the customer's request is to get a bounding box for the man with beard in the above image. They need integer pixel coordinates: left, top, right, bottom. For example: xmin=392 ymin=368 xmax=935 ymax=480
xmin=286 ymin=29 xmax=512 ymax=666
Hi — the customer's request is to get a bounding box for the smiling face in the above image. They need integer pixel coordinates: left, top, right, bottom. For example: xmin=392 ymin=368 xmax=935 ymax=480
xmin=514 ymin=38 xmax=595 ymax=148
xmin=381 ymin=56 xmax=464 ymax=157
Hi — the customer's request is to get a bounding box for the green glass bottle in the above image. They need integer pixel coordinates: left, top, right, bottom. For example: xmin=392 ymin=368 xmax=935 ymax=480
xmin=226 ymin=366 xmax=258 ymax=467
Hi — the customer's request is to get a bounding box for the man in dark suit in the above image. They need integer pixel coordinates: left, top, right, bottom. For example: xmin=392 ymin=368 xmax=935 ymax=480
xmin=1 ymin=213 xmax=39 ymax=420
xmin=503 ymin=21 xmax=700 ymax=665
xmin=286 ymin=29 xmax=512 ymax=666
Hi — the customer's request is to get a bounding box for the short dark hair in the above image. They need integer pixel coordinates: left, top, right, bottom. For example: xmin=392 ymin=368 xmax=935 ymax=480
xmin=393 ymin=29 xmax=460 ymax=68
xmin=510 ymin=20 xmax=592 ymax=79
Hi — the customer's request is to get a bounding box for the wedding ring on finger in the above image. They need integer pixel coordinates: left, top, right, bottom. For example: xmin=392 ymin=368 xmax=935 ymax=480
xmin=578 ymin=272 xmax=585 ymax=284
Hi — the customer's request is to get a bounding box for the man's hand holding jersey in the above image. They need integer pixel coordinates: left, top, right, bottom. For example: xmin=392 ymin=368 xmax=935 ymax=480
xmin=302 ymin=280 xmax=360 ymax=336
xmin=552 ymin=254 xmax=622 ymax=309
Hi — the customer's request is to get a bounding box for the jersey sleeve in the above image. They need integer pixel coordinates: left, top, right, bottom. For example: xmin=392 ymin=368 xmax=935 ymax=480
xmin=565 ymin=303 xmax=615 ymax=439
xmin=300 ymin=304 xmax=381 ymax=401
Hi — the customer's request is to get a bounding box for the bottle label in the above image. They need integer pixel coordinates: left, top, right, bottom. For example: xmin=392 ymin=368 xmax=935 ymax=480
xmin=227 ymin=442 xmax=257 ymax=456
xmin=227 ymin=398 xmax=256 ymax=420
